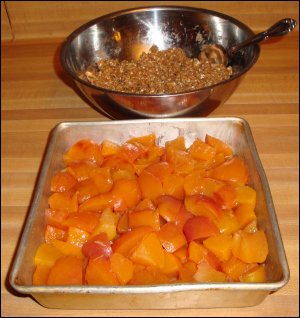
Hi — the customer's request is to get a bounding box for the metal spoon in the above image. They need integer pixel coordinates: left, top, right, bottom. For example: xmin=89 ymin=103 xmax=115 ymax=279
xmin=199 ymin=18 xmax=297 ymax=66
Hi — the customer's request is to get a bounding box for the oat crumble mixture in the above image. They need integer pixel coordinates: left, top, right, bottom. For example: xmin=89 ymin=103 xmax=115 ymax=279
xmin=83 ymin=45 xmax=232 ymax=94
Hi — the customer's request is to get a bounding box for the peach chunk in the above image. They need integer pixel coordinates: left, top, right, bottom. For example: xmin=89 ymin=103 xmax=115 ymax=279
xmin=232 ymin=230 xmax=269 ymax=263
xmin=240 ymin=265 xmax=267 ymax=282
xmin=205 ymin=134 xmax=233 ymax=157
xmin=193 ymin=261 xmax=227 ymax=282
xmin=188 ymin=138 xmax=216 ymax=161
xmin=184 ymin=194 xmax=223 ymax=221
xmin=183 ymin=216 xmax=219 ymax=242
xmin=130 ymin=232 xmax=165 ymax=270
xmin=44 ymin=224 xmax=67 ymax=244
xmin=85 ymin=256 xmax=119 ymax=285
xmin=48 ymin=191 xmax=78 ymax=213
xmin=203 ymin=234 xmax=233 ymax=262
xmin=63 ymin=139 xmax=103 ymax=166
xmin=50 ymin=171 xmax=78 ymax=192
xmin=158 ymin=222 xmax=187 ymax=253
xmin=138 ymin=169 xmax=164 ymax=200
xmin=112 ymin=178 xmax=142 ymax=212
xmin=33 ymin=265 xmax=51 ymax=285
xmin=112 ymin=226 xmax=153 ymax=256
xmin=47 ymin=256 xmax=83 ymax=285
xmin=62 ymin=211 xmax=100 ymax=233
xmin=82 ymin=233 xmax=112 ymax=259
xmin=129 ymin=209 xmax=160 ymax=231
xmin=111 ymin=252 xmax=134 ymax=285
xmin=156 ymin=195 xmax=183 ymax=222
xmin=209 ymin=156 xmax=249 ymax=185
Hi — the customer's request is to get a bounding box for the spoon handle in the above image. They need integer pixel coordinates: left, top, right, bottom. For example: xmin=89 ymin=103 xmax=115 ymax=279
xmin=228 ymin=18 xmax=297 ymax=56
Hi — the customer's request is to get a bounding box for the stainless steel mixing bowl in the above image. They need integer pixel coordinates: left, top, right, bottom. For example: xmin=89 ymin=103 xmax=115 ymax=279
xmin=60 ymin=6 xmax=260 ymax=118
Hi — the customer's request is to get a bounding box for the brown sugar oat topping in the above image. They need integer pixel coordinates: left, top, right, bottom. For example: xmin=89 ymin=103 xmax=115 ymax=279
xmin=82 ymin=46 xmax=232 ymax=94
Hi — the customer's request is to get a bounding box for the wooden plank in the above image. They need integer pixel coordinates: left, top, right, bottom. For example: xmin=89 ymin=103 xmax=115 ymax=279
xmin=4 ymin=1 xmax=299 ymax=40
xmin=1 ymin=1 xmax=13 ymax=41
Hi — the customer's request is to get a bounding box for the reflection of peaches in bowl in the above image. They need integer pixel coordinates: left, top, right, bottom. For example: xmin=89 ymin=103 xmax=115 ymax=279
xmin=60 ymin=6 xmax=259 ymax=118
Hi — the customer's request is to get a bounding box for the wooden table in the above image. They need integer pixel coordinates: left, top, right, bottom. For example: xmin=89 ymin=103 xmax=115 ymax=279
xmin=1 ymin=30 xmax=299 ymax=316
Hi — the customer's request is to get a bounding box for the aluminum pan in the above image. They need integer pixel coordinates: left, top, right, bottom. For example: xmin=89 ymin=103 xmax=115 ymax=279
xmin=9 ymin=117 xmax=289 ymax=309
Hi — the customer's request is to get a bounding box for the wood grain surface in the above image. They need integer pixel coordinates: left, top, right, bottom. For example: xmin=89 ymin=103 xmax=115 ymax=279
xmin=1 ymin=1 xmax=299 ymax=317
xmin=2 ymin=1 xmax=299 ymax=40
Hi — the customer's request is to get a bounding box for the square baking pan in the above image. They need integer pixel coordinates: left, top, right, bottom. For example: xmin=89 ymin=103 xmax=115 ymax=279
xmin=9 ymin=117 xmax=289 ymax=309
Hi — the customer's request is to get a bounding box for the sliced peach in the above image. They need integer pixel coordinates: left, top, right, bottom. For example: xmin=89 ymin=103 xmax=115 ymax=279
xmin=209 ymin=156 xmax=249 ymax=185
xmin=111 ymin=252 xmax=134 ymax=285
xmin=156 ymin=195 xmax=183 ymax=222
xmin=138 ymin=169 xmax=163 ymax=200
xmin=162 ymin=250 xmax=182 ymax=277
xmin=188 ymin=138 xmax=216 ymax=161
xmin=112 ymin=226 xmax=153 ymax=256
xmin=34 ymin=243 xmax=63 ymax=267
xmin=82 ymin=232 xmax=112 ymax=259
xmin=235 ymin=204 xmax=257 ymax=229
xmin=184 ymin=194 xmax=223 ymax=221
xmin=173 ymin=246 xmax=188 ymax=264
xmin=127 ymin=133 xmax=156 ymax=149
xmin=75 ymin=179 xmax=100 ymax=204
xmin=232 ymin=230 xmax=268 ymax=263
xmin=89 ymin=167 xmax=113 ymax=194
xmin=215 ymin=211 xmax=240 ymax=235
xmin=135 ymin=198 xmax=156 ymax=211
xmin=221 ymin=256 xmax=253 ymax=281
xmin=62 ymin=211 xmax=100 ymax=233
xmin=63 ymin=139 xmax=103 ymax=166
xmin=44 ymin=224 xmax=67 ymax=244
xmin=50 ymin=171 xmax=78 ymax=193
xmin=117 ymin=210 xmax=129 ymax=234
xmin=166 ymin=147 xmax=196 ymax=175
xmin=213 ymin=184 xmax=237 ymax=210
xmin=33 ymin=265 xmax=51 ymax=285
xmin=158 ymin=222 xmax=187 ymax=253
xmin=234 ymin=185 xmax=257 ymax=209
xmin=188 ymin=241 xmax=207 ymax=264
xmin=162 ymin=173 xmax=185 ymax=200
xmin=184 ymin=175 xmax=224 ymax=197
xmin=130 ymin=232 xmax=165 ymax=270
xmin=118 ymin=142 xmax=145 ymax=163
xmin=67 ymin=161 xmax=98 ymax=182
xmin=178 ymin=261 xmax=197 ymax=282
xmin=243 ymin=219 xmax=258 ymax=234
xmin=67 ymin=226 xmax=90 ymax=248
xmin=205 ymin=134 xmax=233 ymax=157
xmin=78 ymin=192 xmax=114 ymax=212
xmin=112 ymin=169 xmax=136 ymax=182
xmin=47 ymin=256 xmax=83 ymax=285
xmin=183 ymin=216 xmax=219 ymax=242
xmin=44 ymin=208 xmax=69 ymax=230
xmin=144 ymin=161 xmax=173 ymax=183
xmin=102 ymin=155 xmax=135 ymax=174
xmin=193 ymin=261 xmax=226 ymax=282
xmin=129 ymin=209 xmax=160 ymax=231
xmin=129 ymin=266 xmax=169 ymax=285
xmin=101 ymin=139 xmax=120 ymax=157
xmin=48 ymin=191 xmax=78 ymax=213
xmin=92 ymin=207 xmax=118 ymax=240
xmin=51 ymin=239 xmax=84 ymax=258
xmin=166 ymin=136 xmax=186 ymax=151
xmin=112 ymin=178 xmax=142 ymax=212
xmin=240 ymin=264 xmax=267 ymax=282
xmin=85 ymin=256 xmax=119 ymax=285
xmin=173 ymin=205 xmax=193 ymax=229
xmin=203 ymin=233 xmax=233 ymax=262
